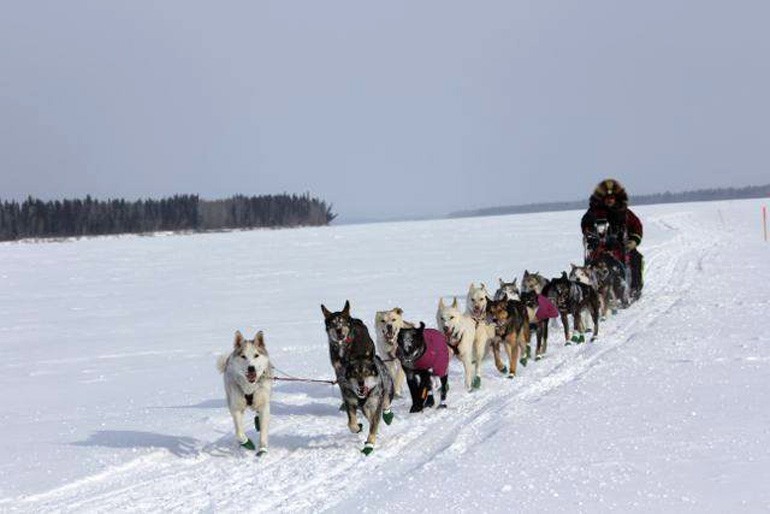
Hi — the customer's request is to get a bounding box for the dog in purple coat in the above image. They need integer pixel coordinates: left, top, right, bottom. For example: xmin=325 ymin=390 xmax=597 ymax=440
xmin=396 ymin=322 xmax=450 ymax=412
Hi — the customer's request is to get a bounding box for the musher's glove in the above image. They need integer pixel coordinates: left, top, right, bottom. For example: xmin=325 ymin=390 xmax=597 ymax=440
xmin=625 ymin=240 xmax=637 ymax=251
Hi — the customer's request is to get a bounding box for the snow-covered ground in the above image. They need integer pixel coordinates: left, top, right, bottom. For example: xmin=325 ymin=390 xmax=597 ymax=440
xmin=0 ymin=199 xmax=768 ymax=512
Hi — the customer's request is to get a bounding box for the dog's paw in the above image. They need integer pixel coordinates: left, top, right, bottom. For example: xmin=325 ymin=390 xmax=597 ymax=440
xmin=519 ymin=358 xmax=528 ymax=367
xmin=409 ymin=405 xmax=423 ymax=413
xmin=590 ymin=335 xmax=599 ymax=342
xmin=424 ymin=395 xmax=435 ymax=408
xmin=256 ymin=447 xmax=268 ymax=457
xmin=382 ymin=409 xmax=394 ymax=425
xmin=438 ymin=402 xmax=448 ymax=409
xmin=471 ymin=376 xmax=481 ymax=390
xmin=240 ymin=438 xmax=256 ymax=451
xmin=507 ymin=373 xmax=516 ymax=379
xmin=499 ymin=366 xmax=508 ymax=375
xmin=254 ymin=415 xmax=260 ymax=432
xmin=361 ymin=443 xmax=374 ymax=456
xmin=535 ymin=354 xmax=543 ymax=361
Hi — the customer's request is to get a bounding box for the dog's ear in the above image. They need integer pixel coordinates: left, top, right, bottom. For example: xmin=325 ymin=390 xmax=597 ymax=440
xmin=233 ymin=330 xmax=244 ymax=349
xmin=512 ymin=278 xmax=518 ymax=287
xmin=394 ymin=307 xmax=403 ymax=316
xmin=523 ymin=270 xmax=529 ymax=277
xmin=438 ymin=297 xmax=445 ymax=309
xmin=418 ymin=321 xmax=425 ymax=333
xmin=561 ymin=271 xmax=568 ymax=279
xmin=321 ymin=304 xmax=332 ymax=319
xmin=468 ymin=282 xmax=474 ymax=292
xmin=480 ymin=282 xmax=487 ymax=291
xmin=499 ymin=277 xmax=505 ymax=286
xmin=570 ymin=263 xmax=577 ymax=270
xmin=451 ymin=297 xmax=459 ymax=308
xmin=342 ymin=300 xmax=351 ymax=317
xmin=255 ymin=331 xmax=265 ymax=348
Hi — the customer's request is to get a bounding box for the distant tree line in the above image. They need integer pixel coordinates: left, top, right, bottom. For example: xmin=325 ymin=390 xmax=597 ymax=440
xmin=0 ymin=193 xmax=336 ymax=241
xmin=449 ymin=183 xmax=770 ymax=219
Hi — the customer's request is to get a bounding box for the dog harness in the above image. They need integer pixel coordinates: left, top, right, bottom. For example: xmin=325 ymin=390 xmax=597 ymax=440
xmin=569 ymin=283 xmax=584 ymax=306
xmin=413 ymin=328 xmax=450 ymax=377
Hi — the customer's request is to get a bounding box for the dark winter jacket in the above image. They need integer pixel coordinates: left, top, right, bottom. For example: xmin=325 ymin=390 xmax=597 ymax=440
xmin=580 ymin=179 xmax=643 ymax=246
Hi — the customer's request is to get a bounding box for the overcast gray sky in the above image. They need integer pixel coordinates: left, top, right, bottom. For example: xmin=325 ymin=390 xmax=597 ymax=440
xmin=1 ymin=1 xmax=768 ymax=221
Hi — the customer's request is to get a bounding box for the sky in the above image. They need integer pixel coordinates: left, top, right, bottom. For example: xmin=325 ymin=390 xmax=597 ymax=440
xmin=1 ymin=1 xmax=769 ymax=221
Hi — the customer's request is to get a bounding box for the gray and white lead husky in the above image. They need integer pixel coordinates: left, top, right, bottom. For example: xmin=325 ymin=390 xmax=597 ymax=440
xmin=217 ymin=330 xmax=272 ymax=456
xmin=341 ymin=353 xmax=395 ymax=456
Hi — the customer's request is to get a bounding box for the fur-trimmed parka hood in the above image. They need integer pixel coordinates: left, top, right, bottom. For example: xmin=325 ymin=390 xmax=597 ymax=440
xmin=589 ymin=179 xmax=629 ymax=211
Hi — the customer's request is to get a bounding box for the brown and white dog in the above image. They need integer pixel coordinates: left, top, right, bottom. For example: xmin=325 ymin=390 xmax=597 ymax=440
xmin=466 ymin=283 xmax=503 ymax=382
xmin=485 ymin=298 xmax=531 ymax=378
xmin=374 ymin=307 xmax=414 ymax=397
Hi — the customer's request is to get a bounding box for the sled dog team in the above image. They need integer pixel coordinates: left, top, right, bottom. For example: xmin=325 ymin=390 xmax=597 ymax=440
xmin=218 ymin=263 xmax=632 ymax=456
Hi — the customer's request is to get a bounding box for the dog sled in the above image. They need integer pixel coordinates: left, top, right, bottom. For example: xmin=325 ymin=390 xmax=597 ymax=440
xmin=583 ymin=219 xmax=643 ymax=305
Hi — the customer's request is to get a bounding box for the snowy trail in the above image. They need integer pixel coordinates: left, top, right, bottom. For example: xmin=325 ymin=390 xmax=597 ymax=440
xmin=2 ymin=204 xmax=731 ymax=513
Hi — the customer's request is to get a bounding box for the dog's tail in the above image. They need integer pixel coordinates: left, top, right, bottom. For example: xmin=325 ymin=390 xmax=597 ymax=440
xmin=216 ymin=354 xmax=228 ymax=374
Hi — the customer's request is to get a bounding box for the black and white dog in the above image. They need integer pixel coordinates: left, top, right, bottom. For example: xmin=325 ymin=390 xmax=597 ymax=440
xmin=396 ymin=322 xmax=450 ymax=412
xmin=519 ymin=290 xmax=551 ymax=360
xmin=494 ymin=277 xmax=521 ymax=301
xmin=322 ymin=300 xmax=372 ymax=389
xmin=342 ymin=352 xmax=395 ymax=455
xmin=543 ymin=272 xmax=600 ymax=344
xmin=522 ymin=270 xmax=549 ymax=295
xmin=588 ymin=253 xmax=630 ymax=316
xmin=321 ymin=300 xmax=394 ymax=455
